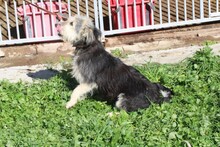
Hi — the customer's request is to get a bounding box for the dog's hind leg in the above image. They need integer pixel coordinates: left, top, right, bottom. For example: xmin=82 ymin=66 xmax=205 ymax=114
xmin=115 ymin=93 xmax=150 ymax=112
xmin=115 ymin=93 xmax=127 ymax=111
xmin=66 ymin=83 xmax=98 ymax=109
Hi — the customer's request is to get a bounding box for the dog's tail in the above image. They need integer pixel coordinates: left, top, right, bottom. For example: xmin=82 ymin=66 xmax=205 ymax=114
xmin=155 ymin=83 xmax=173 ymax=103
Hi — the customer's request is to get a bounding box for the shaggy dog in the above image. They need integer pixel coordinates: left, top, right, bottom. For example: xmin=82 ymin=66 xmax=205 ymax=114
xmin=57 ymin=15 xmax=172 ymax=112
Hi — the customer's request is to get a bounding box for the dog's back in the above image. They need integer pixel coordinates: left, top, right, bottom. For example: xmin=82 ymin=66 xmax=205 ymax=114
xmin=73 ymin=40 xmax=172 ymax=111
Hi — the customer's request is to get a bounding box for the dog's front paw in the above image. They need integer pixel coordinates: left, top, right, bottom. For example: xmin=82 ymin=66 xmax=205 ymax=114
xmin=66 ymin=101 xmax=75 ymax=109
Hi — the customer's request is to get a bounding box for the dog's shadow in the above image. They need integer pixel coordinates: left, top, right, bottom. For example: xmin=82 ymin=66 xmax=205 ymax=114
xmin=27 ymin=68 xmax=77 ymax=89
xmin=57 ymin=69 xmax=78 ymax=90
xmin=27 ymin=69 xmax=59 ymax=80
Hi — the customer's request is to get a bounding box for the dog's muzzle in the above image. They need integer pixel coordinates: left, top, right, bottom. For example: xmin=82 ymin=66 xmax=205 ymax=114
xmin=55 ymin=23 xmax=62 ymax=37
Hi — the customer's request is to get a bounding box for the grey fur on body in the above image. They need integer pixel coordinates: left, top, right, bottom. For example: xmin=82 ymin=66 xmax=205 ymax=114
xmin=57 ymin=15 xmax=172 ymax=112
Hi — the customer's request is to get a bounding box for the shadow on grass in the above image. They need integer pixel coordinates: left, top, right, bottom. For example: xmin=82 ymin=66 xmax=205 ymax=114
xmin=27 ymin=69 xmax=59 ymax=80
xmin=57 ymin=69 xmax=78 ymax=90
xmin=27 ymin=68 xmax=78 ymax=89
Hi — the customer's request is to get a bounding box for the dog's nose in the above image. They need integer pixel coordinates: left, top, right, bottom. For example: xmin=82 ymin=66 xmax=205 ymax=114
xmin=55 ymin=22 xmax=61 ymax=31
xmin=55 ymin=23 xmax=62 ymax=36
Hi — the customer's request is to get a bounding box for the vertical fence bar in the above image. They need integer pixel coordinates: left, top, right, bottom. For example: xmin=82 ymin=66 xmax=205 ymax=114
xmin=85 ymin=0 xmax=89 ymax=17
xmin=94 ymin=0 xmax=99 ymax=29
xmin=217 ymin=0 xmax=219 ymax=12
xmin=150 ymin=0 xmax=154 ymax=25
xmin=200 ymin=0 xmax=204 ymax=19
xmin=107 ymin=0 xmax=113 ymax=30
xmin=76 ymin=0 xmax=80 ymax=15
xmin=184 ymin=0 xmax=187 ymax=21
xmin=208 ymin=0 xmax=211 ymax=17
xmin=125 ymin=0 xmax=129 ymax=28
xmin=5 ymin=1 xmax=11 ymax=40
xmin=141 ymin=0 xmax=146 ymax=26
xmin=167 ymin=0 xmax=170 ymax=23
xmin=175 ymin=0 xmax=179 ymax=22
xmin=50 ymin=0 xmax=55 ymax=36
xmin=14 ymin=0 xmax=20 ymax=39
xmin=58 ymin=0 xmax=62 ymax=13
xmin=98 ymin=0 xmax=104 ymax=40
xmin=116 ymin=0 xmax=121 ymax=29
xmin=68 ymin=0 xmax=71 ymax=17
xmin=40 ymin=0 xmax=46 ymax=37
xmin=133 ymin=0 xmax=137 ymax=27
xmin=98 ymin=0 xmax=104 ymax=31
xmin=159 ymin=0 xmax=162 ymax=24
xmin=192 ymin=0 xmax=195 ymax=20
xmin=23 ymin=1 xmax=29 ymax=38
xmin=31 ymin=0 xmax=38 ymax=37
xmin=59 ymin=0 xmax=62 ymax=13
xmin=0 ymin=23 xmax=2 ymax=41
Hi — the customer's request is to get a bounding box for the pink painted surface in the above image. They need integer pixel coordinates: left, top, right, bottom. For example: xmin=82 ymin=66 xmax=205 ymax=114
xmin=17 ymin=2 xmax=67 ymax=38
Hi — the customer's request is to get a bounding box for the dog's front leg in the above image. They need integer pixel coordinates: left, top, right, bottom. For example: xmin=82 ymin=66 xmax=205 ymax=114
xmin=66 ymin=83 xmax=98 ymax=109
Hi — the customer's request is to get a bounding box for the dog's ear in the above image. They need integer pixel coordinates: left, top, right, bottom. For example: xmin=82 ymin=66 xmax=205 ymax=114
xmin=93 ymin=28 xmax=101 ymax=41
xmin=84 ymin=28 xmax=96 ymax=45
xmin=85 ymin=27 xmax=101 ymax=45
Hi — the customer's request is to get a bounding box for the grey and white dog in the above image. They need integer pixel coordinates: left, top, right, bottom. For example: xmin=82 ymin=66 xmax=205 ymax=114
xmin=57 ymin=15 xmax=172 ymax=112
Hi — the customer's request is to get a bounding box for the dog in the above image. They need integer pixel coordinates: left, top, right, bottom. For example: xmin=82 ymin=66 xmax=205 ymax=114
xmin=57 ymin=15 xmax=172 ymax=112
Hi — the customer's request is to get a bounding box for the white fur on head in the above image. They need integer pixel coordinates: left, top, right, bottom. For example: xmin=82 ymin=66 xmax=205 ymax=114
xmin=58 ymin=15 xmax=100 ymax=46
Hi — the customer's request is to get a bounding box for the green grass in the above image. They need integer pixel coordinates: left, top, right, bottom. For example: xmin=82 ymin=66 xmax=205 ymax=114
xmin=111 ymin=48 xmax=128 ymax=58
xmin=0 ymin=46 xmax=219 ymax=146
xmin=201 ymin=40 xmax=218 ymax=46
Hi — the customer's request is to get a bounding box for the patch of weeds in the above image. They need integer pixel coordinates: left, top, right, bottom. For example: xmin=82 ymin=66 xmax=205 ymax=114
xmin=111 ymin=48 xmax=128 ymax=58
xmin=59 ymin=56 xmax=72 ymax=70
xmin=202 ymin=40 xmax=218 ymax=46
xmin=44 ymin=61 xmax=55 ymax=70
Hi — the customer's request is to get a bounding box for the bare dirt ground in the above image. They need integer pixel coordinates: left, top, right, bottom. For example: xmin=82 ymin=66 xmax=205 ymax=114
xmin=0 ymin=22 xmax=220 ymax=82
xmin=0 ymin=43 xmax=220 ymax=83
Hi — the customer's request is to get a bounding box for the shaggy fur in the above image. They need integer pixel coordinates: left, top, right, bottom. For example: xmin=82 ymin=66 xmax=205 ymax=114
xmin=57 ymin=15 xmax=172 ymax=112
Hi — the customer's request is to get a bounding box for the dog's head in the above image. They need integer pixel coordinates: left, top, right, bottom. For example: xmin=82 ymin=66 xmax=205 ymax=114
xmin=57 ymin=15 xmax=101 ymax=46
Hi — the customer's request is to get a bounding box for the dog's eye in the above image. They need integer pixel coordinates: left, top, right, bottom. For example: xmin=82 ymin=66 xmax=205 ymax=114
xmin=70 ymin=22 xmax=73 ymax=26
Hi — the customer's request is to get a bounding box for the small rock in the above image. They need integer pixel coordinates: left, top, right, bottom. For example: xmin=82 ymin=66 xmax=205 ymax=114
xmin=0 ymin=49 xmax=5 ymax=57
